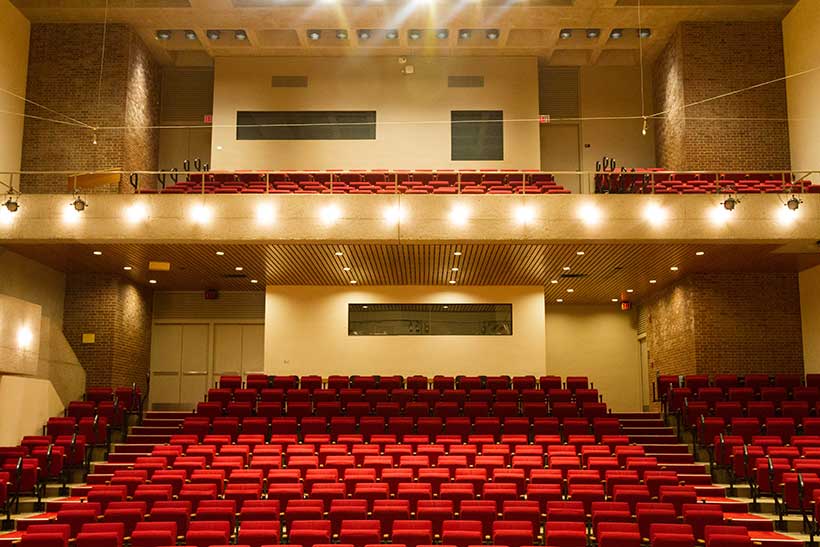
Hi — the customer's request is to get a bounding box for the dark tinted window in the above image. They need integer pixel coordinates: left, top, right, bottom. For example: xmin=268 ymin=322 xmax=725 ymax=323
xmin=349 ymin=303 xmax=512 ymax=336
xmin=236 ymin=111 xmax=376 ymax=140
xmin=451 ymin=110 xmax=503 ymax=161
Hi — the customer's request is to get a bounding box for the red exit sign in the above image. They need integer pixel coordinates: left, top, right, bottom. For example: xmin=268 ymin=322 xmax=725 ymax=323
xmin=204 ymin=114 xmax=213 ymax=124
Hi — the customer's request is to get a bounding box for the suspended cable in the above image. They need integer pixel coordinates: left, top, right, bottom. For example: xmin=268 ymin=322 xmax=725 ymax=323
xmin=94 ymin=0 xmax=110 ymax=133
xmin=637 ymin=0 xmax=647 ymax=136
xmin=0 ymin=108 xmax=91 ymax=127
xmin=0 ymin=87 xmax=94 ymax=129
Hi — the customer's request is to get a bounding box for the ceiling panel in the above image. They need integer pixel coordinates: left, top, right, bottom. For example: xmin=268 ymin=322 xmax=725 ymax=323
xmin=4 ymin=242 xmax=818 ymax=304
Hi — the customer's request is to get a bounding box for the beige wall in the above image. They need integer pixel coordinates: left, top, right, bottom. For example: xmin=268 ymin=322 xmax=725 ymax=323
xmin=579 ymin=66 xmax=656 ymax=171
xmin=783 ymin=0 xmax=820 ymax=171
xmin=211 ymin=56 xmax=540 ymax=170
xmin=264 ymin=286 xmax=546 ymax=377
xmin=545 ymin=304 xmax=642 ymax=412
xmin=801 ymin=265 xmax=820 ymax=375
xmin=0 ymin=375 xmax=64 ymax=445
xmin=0 ymin=293 xmax=41 ymax=376
xmin=0 ymin=0 xmax=30 ymax=180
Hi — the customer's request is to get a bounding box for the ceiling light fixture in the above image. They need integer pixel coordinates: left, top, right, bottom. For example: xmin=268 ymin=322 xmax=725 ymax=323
xmin=576 ymin=251 xmax=585 ymax=256
xmin=638 ymin=28 xmax=652 ymax=39
xmin=408 ymin=29 xmax=422 ymax=41
xmin=156 ymin=30 xmax=173 ymax=41
xmin=459 ymin=29 xmax=472 ymax=40
xmin=123 ymin=266 xmax=132 ymax=271
xmin=385 ymin=29 xmax=399 ymax=40
xmin=149 ymin=279 xmax=157 ymax=284
xmin=206 ymin=29 xmax=221 ymax=40
xmin=3 ymin=194 xmax=19 ymax=214
xmin=626 ymin=289 xmax=634 ymax=293
xmin=562 ymin=266 xmax=570 ymax=271
xmin=551 ymin=280 xmax=558 ymax=284
xmin=559 ymin=29 xmax=572 ymax=39
xmin=486 ymin=29 xmax=499 ymax=40
xmin=216 ymin=251 xmax=225 ymax=256
xmin=235 ymin=266 xmax=244 ymax=271
xmin=336 ymin=29 xmax=348 ymax=40
xmin=436 ymin=29 xmax=449 ymax=40
xmin=610 ymin=28 xmax=623 ymax=39
xmin=670 ymin=266 xmax=679 ymax=271
xmin=695 ymin=251 xmax=705 ymax=256
xmin=451 ymin=267 xmax=459 ymax=272
xmin=343 ymin=267 xmax=351 ymax=272
xmin=71 ymin=193 xmax=88 ymax=212
xmin=454 ymin=251 xmax=462 ymax=256
xmin=93 ymin=250 xmax=102 ymax=256
xmin=786 ymin=196 xmax=803 ymax=211
xmin=556 ymin=298 xmax=564 ymax=303
xmin=184 ymin=30 xmax=197 ymax=40
xmin=335 ymin=251 xmax=344 ymax=256
xmin=449 ymin=280 xmax=456 ymax=285
xmin=357 ymin=29 xmax=371 ymax=40
xmin=566 ymin=288 xmax=574 ymax=293
xmin=234 ymin=30 xmax=248 ymax=41
xmin=250 ymin=279 xmax=258 ymax=284
xmin=307 ymin=29 xmax=322 ymax=41
xmin=649 ymin=279 xmax=657 ymax=284
xmin=350 ymin=279 xmax=358 ymax=284
xmin=612 ymin=298 xmax=619 ymax=302
xmin=586 ymin=28 xmax=600 ymax=39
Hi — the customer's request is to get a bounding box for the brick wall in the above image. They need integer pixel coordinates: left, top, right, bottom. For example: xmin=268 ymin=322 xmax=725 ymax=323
xmin=63 ymin=273 xmax=152 ymax=392
xmin=21 ymin=24 xmax=160 ymax=193
xmin=653 ymin=22 xmax=791 ymax=171
xmin=643 ymin=272 xmax=804 ymax=385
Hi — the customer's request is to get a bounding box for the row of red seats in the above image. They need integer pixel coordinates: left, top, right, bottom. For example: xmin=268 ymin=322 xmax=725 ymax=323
xmin=670 ymin=387 xmax=820 ymax=419
xmin=215 ymin=375 xmax=592 ymax=394
xmin=179 ymin=415 xmax=622 ymax=442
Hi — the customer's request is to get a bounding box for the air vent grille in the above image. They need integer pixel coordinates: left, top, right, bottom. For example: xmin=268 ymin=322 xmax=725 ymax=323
xmin=153 ymin=291 xmax=265 ymax=320
xmin=271 ymin=76 xmax=308 ymax=88
xmin=538 ymin=67 xmax=579 ymax=118
xmin=448 ymin=76 xmax=485 ymax=88
xmin=160 ymin=69 xmax=214 ymax=124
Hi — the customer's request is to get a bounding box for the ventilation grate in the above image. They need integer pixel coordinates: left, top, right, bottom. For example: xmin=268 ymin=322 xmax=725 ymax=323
xmin=538 ymin=67 xmax=579 ymax=118
xmin=448 ymin=76 xmax=485 ymax=88
xmin=153 ymin=291 xmax=264 ymax=320
xmin=160 ymin=69 xmax=214 ymax=124
xmin=271 ymin=75 xmax=308 ymax=88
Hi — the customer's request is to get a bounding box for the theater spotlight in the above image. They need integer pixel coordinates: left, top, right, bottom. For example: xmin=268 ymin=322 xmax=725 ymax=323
xmin=72 ymin=193 xmax=88 ymax=212
xmin=786 ymin=196 xmax=802 ymax=211
xmin=722 ymin=196 xmax=738 ymax=211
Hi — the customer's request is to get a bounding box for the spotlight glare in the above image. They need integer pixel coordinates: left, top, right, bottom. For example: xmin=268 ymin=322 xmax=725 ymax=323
xmin=578 ymin=203 xmax=603 ymax=226
xmin=708 ymin=204 xmax=733 ymax=225
xmin=124 ymin=202 xmax=150 ymax=224
xmin=776 ymin=203 xmax=799 ymax=226
xmin=189 ymin=203 xmax=213 ymax=224
xmin=255 ymin=203 xmax=276 ymax=225
xmin=449 ymin=204 xmax=470 ymax=226
xmin=383 ymin=204 xmax=406 ymax=224
xmin=16 ymin=326 xmax=33 ymax=349
xmin=320 ymin=204 xmax=342 ymax=224
xmin=63 ymin=204 xmax=82 ymax=224
xmin=644 ymin=203 xmax=668 ymax=226
xmin=514 ymin=204 xmax=536 ymax=225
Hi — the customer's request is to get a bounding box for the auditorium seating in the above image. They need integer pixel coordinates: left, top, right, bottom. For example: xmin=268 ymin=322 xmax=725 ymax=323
xmin=136 ymin=170 xmax=571 ymax=195
xmin=596 ymin=169 xmax=818 ymax=194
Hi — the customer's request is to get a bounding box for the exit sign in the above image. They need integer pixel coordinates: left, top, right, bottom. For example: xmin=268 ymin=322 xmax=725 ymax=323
xmin=204 ymin=114 xmax=213 ymax=124
xmin=539 ymin=115 xmax=551 ymax=124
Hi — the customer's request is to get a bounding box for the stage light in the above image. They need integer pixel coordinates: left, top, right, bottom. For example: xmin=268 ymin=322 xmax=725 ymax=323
xmin=449 ymin=204 xmax=470 ymax=226
xmin=515 ymin=204 xmax=536 ymax=225
xmin=3 ymin=195 xmax=19 ymax=213
xmin=643 ymin=203 xmax=668 ymax=226
xmin=17 ymin=326 xmax=33 ymax=349
xmin=124 ymin=202 xmax=150 ymax=224
xmin=320 ymin=204 xmax=342 ymax=224
xmin=72 ymin=194 xmax=87 ymax=212
xmin=255 ymin=203 xmax=276 ymax=225
xmin=708 ymin=203 xmax=732 ymax=225
xmin=383 ymin=204 xmax=406 ymax=224
xmin=578 ymin=203 xmax=602 ymax=226
xmin=189 ymin=203 xmax=213 ymax=224
xmin=722 ymin=196 xmax=738 ymax=211
xmin=787 ymin=196 xmax=802 ymax=211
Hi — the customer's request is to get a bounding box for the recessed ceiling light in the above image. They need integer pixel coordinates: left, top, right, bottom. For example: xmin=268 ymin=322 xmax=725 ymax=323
xmin=149 ymin=279 xmax=157 ymax=284
xmin=155 ymin=30 xmax=172 ymax=41
xmin=586 ymin=28 xmax=600 ymax=39
xmin=350 ymin=279 xmax=358 ymax=284
xmin=357 ymin=29 xmax=371 ymax=40
xmin=123 ymin=266 xmax=132 ymax=271
xmin=556 ymin=298 xmax=564 ymax=303
xmin=250 ymin=279 xmax=258 ymax=284
xmin=335 ymin=251 xmax=344 ymax=256
xmin=563 ymin=266 xmax=571 ymax=271
xmin=336 ymin=29 xmax=348 ymax=40
xmin=566 ymin=288 xmax=574 ymax=293
xmin=216 ymin=251 xmax=225 ymax=256
xmin=436 ymin=29 xmax=449 ymax=40
xmin=451 ymin=267 xmax=459 ymax=272
xmin=650 ymin=279 xmax=657 ymax=284
xmin=184 ymin=30 xmax=197 ymax=40
xmin=576 ymin=251 xmax=585 ymax=256
xmin=235 ymin=266 xmax=244 ymax=271
xmin=308 ymin=29 xmax=322 ymax=41
xmin=459 ymin=29 xmax=472 ymax=40
xmin=695 ymin=251 xmax=705 ymax=256
xmin=486 ymin=29 xmax=499 ymax=40
xmin=93 ymin=250 xmax=102 ymax=256
xmin=385 ymin=29 xmax=399 ymax=40
xmin=206 ymin=29 xmax=221 ymax=40
xmin=442 ymin=305 xmax=449 ymax=309
xmin=638 ymin=28 xmax=652 ymax=39
xmin=454 ymin=251 xmax=462 ymax=256
xmin=611 ymin=298 xmax=618 ymax=302
xmin=610 ymin=28 xmax=623 ymax=39
xmin=362 ymin=305 xmax=368 ymax=309
xmin=550 ymin=280 xmax=558 ymax=284
xmin=559 ymin=29 xmax=572 ymax=40
xmin=449 ymin=280 xmax=457 ymax=285
xmin=234 ymin=29 xmax=248 ymax=41
xmin=670 ymin=266 xmax=679 ymax=271
xmin=626 ymin=289 xmax=634 ymax=293
xmin=408 ymin=29 xmax=422 ymax=41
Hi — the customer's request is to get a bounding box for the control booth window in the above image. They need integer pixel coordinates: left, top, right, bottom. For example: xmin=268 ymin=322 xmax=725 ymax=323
xmin=236 ymin=111 xmax=377 ymax=140
xmin=451 ymin=110 xmax=504 ymax=161
xmin=349 ymin=303 xmax=512 ymax=336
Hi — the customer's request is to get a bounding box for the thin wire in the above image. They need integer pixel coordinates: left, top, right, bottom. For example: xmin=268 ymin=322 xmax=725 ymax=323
xmin=0 ymin=86 xmax=94 ymax=129
xmin=0 ymin=109 xmax=92 ymax=127
xmin=650 ymin=63 xmax=820 ymax=119
xmin=637 ymin=0 xmax=645 ymax=120
xmin=95 ymin=0 xmax=110 ymax=130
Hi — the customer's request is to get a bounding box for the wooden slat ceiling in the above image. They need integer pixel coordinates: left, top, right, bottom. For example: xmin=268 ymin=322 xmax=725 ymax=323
xmin=4 ymin=242 xmax=819 ymax=304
